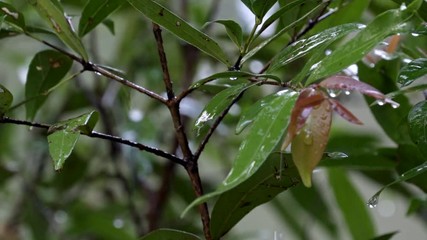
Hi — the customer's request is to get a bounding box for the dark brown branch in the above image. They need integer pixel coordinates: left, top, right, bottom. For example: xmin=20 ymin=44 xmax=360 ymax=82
xmin=0 ymin=117 xmax=184 ymax=165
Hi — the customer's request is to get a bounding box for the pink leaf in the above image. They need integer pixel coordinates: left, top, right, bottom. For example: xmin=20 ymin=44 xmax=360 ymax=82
xmin=319 ymin=75 xmax=385 ymax=99
xmin=329 ymin=99 xmax=363 ymax=125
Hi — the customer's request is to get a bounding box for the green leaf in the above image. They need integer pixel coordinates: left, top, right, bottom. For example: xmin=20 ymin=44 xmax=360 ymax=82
xmin=307 ymin=7 xmax=418 ymax=84
xmin=183 ymin=89 xmax=298 ymax=216
xmin=210 ymin=153 xmax=300 ymax=239
xmin=367 ymin=161 xmax=427 ymax=209
xmin=398 ymin=58 xmax=427 ymax=86
xmin=267 ymin=23 xmax=364 ymax=74
xmin=28 ymin=0 xmax=89 ymax=60
xmin=140 ymin=229 xmax=201 ymax=240
xmin=48 ymin=111 xmax=99 ymax=170
xmin=408 ymin=100 xmax=427 ymax=157
xmin=25 ymin=50 xmax=73 ymax=120
xmin=328 ymin=168 xmax=376 ymax=240
xmin=206 ymin=20 xmax=243 ymax=49
xmin=0 ymin=84 xmax=13 ymax=116
xmin=396 ymin=144 xmax=427 ymax=192
xmin=0 ymin=2 xmax=26 ymax=30
xmin=235 ymin=93 xmax=278 ymax=134
xmin=78 ymin=0 xmax=124 ymax=37
xmin=241 ymin=0 xmax=277 ymax=21
xmin=127 ymin=0 xmax=231 ymax=66
xmin=370 ymin=232 xmax=399 ymax=240
xmin=194 ymin=83 xmax=251 ymax=136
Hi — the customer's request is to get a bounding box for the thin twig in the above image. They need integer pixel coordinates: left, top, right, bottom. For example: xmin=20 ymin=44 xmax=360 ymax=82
xmin=0 ymin=117 xmax=184 ymax=165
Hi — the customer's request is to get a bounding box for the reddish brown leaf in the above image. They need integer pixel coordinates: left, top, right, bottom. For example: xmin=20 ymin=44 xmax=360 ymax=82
xmin=291 ymin=99 xmax=332 ymax=187
xmin=319 ymin=75 xmax=385 ymax=99
xmin=329 ymin=99 xmax=363 ymax=125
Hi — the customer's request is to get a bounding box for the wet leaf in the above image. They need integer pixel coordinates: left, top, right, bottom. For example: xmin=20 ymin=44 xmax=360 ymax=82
xmin=190 ymin=71 xmax=280 ymax=89
xmin=210 ymin=153 xmax=299 ymax=239
xmin=29 ymin=0 xmax=89 ymax=60
xmin=127 ymin=0 xmax=231 ymax=66
xmin=329 ymin=168 xmax=376 ymax=240
xmin=398 ymin=58 xmax=427 ymax=86
xmin=48 ymin=111 xmax=99 ymax=170
xmin=194 ymin=83 xmax=251 ymax=136
xmin=206 ymin=20 xmax=243 ymax=49
xmin=408 ymin=100 xmax=427 ymax=157
xmin=0 ymin=2 xmax=26 ymax=30
xmin=291 ymin=98 xmax=332 ymax=187
xmin=25 ymin=50 xmax=73 ymax=120
xmin=241 ymin=0 xmax=277 ymax=21
xmin=0 ymin=84 xmax=13 ymax=117
xmin=140 ymin=229 xmax=200 ymax=240
xmin=267 ymin=23 xmax=364 ymax=73
xmin=182 ymin=90 xmax=298 ymax=216
xmin=78 ymin=0 xmax=125 ymax=37
xmin=307 ymin=6 xmax=419 ymax=84
xmin=328 ymin=99 xmax=363 ymax=125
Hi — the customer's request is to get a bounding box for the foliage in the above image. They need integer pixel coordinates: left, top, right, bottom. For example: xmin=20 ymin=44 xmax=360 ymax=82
xmin=0 ymin=0 xmax=427 ymax=239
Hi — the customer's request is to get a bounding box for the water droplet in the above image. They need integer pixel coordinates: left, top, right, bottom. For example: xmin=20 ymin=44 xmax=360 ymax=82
xmin=391 ymin=102 xmax=399 ymax=109
xmin=411 ymin=32 xmax=420 ymax=37
xmin=176 ymin=21 xmax=181 ymax=26
xmin=326 ymin=89 xmax=341 ymax=98
xmin=325 ymin=49 xmax=332 ymax=55
xmin=376 ymin=99 xmax=386 ymax=106
xmin=344 ymin=90 xmax=351 ymax=96
xmin=95 ymin=71 xmax=102 ymax=76
xmin=113 ymin=218 xmax=124 ymax=229
xmin=399 ymin=3 xmax=407 ymax=11
xmin=367 ymin=194 xmax=380 ymax=208
xmin=229 ymin=77 xmax=237 ymax=81
xmin=328 ymin=152 xmax=348 ymax=159
xmin=303 ymin=130 xmax=313 ymax=145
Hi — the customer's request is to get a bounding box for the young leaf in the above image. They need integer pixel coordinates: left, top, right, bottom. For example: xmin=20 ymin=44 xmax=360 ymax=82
xmin=328 ymin=99 xmax=363 ymax=125
xmin=127 ymin=0 xmax=231 ymax=66
xmin=0 ymin=2 xmax=26 ymax=30
xmin=28 ymin=0 xmax=89 ymax=60
xmin=307 ymin=6 xmax=419 ymax=84
xmin=182 ymin=90 xmax=298 ymax=216
xmin=210 ymin=153 xmax=300 ymax=239
xmin=0 ymin=84 xmax=13 ymax=116
xmin=329 ymin=168 xmax=376 ymax=240
xmin=206 ymin=20 xmax=243 ymax=49
xmin=407 ymin=100 xmax=427 ymax=157
xmin=398 ymin=58 xmax=427 ymax=86
xmin=48 ymin=111 xmax=99 ymax=170
xmin=194 ymin=83 xmax=251 ymax=136
xmin=140 ymin=229 xmax=201 ymax=240
xmin=291 ymin=98 xmax=332 ymax=187
xmin=267 ymin=23 xmax=364 ymax=73
xmin=241 ymin=0 xmax=277 ymax=21
xmin=78 ymin=0 xmax=125 ymax=37
xmin=25 ymin=50 xmax=73 ymax=120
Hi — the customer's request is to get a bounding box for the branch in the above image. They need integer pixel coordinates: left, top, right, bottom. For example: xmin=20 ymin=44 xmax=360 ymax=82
xmin=0 ymin=117 xmax=184 ymax=165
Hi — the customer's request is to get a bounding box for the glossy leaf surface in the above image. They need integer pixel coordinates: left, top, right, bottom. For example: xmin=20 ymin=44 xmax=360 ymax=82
xmin=408 ymin=100 xmax=427 ymax=157
xmin=183 ymin=90 xmax=298 ymax=216
xmin=194 ymin=83 xmax=250 ymax=136
xmin=268 ymin=23 xmax=364 ymax=73
xmin=307 ymin=7 xmax=418 ymax=84
xmin=0 ymin=2 xmax=26 ymax=30
xmin=127 ymin=0 xmax=231 ymax=66
xmin=329 ymin=168 xmax=375 ymax=240
xmin=398 ymin=58 xmax=427 ymax=86
xmin=210 ymin=153 xmax=299 ymax=240
xmin=29 ymin=0 xmax=88 ymax=60
xmin=0 ymin=84 xmax=13 ymax=116
xmin=140 ymin=229 xmax=201 ymax=240
xmin=78 ymin=0 xmax=125 ymax=37
xmin=241 ymin=0 xmax=277 ymax=21
xmin=207 ymin=20 xmax=243 ymax=49
xmin=291 ymin=98 xmax=332 ymax=187
xmin=48 ymin=111 xmax=99 ymax=170
xmin=25 ymin=50 xmax=73 ymax=120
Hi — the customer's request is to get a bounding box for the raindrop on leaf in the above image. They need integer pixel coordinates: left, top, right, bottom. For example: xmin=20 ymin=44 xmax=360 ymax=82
xmin=327 ymin=152 xmax=348 ymax=159
xmin=367 ymin=193 xmax=380 ymax=209
xmin=229 ymin=77 xmax=237 ymax=81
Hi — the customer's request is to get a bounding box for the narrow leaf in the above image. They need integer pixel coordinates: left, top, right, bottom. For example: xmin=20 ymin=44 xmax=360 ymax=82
xmin=210 ymin=153 xmax=300 ymax=239
xmin=127 ymin=0 xmax=231 ymax=66
xmin=268 ymin=23 xmax=365 ymax=73
xmin=398 ymin=58 xmax=427 ymax=86
xmin=370 ymin=232 xmax=399 ymax=240
xmin=291 ymin=97 xmax=332 ymax=187
xmin=183 ymin=90 xmax=298 ymax=216
xmin=329 ymin=168 xmax=376 ymax=240
xmin=25 ymin=50 xmax=73 ymax=120
xmin=0 ymin=2 xmax=25 ymax=30
xmin=78 ymin=0 xmax=124 ymax=37
xmin=307 ymin=7 xmax=418 ymax=84
xmin=407 ymin=100 xmax=427 ymax=157
xmin=194 ymin=83 xmax=250 ymax=136
xmin=140 ymin=229 xmax=201 ymax=240
xmin=241 ymin=0 xmax=277 ymax=21
xmin=329 ymin=99 xmax=363 ymax=125
xmin=0 ymin=84 xmax=13 ymax=116
xmin=48 ymin=111 xmax=99 ymax=170
xmin=29 ymin=0 xmax=89 ymax=60
xmin=206 ymin=20 xmax=243 ymax=49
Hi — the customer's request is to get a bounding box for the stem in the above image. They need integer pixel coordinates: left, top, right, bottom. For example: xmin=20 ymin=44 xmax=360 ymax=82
xmin=234 ymin=21 xmax=260 ymax=69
